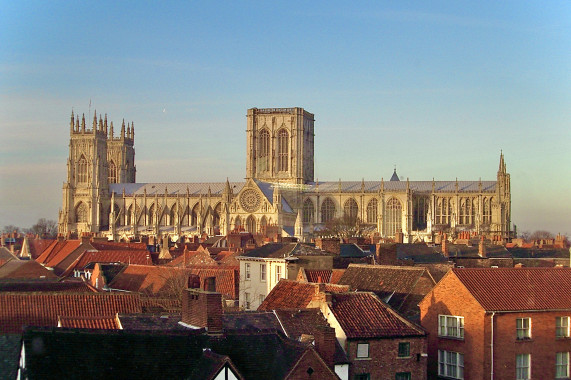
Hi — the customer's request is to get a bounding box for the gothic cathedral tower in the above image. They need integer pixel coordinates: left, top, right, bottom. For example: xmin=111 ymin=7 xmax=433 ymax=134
xmin=246 ymin=107 xmax=314 ymax=185
xmin=58 ymin=111 xmax=135 ymax=237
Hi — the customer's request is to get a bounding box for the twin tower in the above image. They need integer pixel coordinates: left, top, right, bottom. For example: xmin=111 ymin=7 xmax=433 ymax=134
xmin=59 ymin=111 xmax=136 ymax=233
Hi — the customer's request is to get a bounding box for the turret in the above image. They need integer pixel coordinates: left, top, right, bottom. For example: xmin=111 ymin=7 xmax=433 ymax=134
xmin=121 ymin=119 xmax=126 ymax=139
xmin=81 ymin=113 xmax=86 ymax=133
xmin=70 ymin=110 xmax=75 ymax=134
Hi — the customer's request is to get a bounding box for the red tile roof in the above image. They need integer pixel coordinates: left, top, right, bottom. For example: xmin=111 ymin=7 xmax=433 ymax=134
xmin=0 ymin=292 xmax=141 ymax=333
xmin=90 ymin=241 xmax=148 ymax=251
xmin=63 ymin=249 xmax=152 ymax=275
xmin=58 ymin=315 xmax=121 ymax=329
xmin=330 ymin=269 xmax=345 ymax=284
xmin=304 ymin=269 xmax=332 ymax=283
xmin=27 ymin=238 xmax=56 ymax=259
xmin=109 ymin=265 xmax=239 ymax=300
xmin=329 ymin=292 xmax=425 ymax=339
xmin=36 ymin=240 xmax=82 ymax=268
xmin=452 ymin=267 xmax=571 ymax=311
xmin=258 ymin=280 xmax=350 ymax=311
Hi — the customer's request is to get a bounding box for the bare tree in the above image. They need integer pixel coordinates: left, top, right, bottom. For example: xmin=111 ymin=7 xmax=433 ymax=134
xmin=317 ymin=215 xmax=364 ymax=239
xmin=28 ymin=218 xmax=58 ymax=238
xmin=2 ymin=225 xmax=20 ymax=234
xmin=530 ymin=230 xmax=554 ymax=240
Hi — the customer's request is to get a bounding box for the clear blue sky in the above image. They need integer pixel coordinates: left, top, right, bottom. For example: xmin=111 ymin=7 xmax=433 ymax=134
xmin=0 ymin=1 xmax=569 ymax=235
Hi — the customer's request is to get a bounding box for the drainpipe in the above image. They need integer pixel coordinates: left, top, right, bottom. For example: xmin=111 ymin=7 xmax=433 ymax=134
xmin=490 ymin=312 xmax=495 ymax=380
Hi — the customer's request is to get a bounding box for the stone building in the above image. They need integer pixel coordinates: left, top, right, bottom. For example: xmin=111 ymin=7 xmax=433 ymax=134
xmin=58 ymin=107 xmax=511 ymax=243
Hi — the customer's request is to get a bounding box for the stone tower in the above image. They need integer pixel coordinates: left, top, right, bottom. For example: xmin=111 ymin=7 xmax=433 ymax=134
xmin=246 ymin=107 xmax=314 ymax=185
xmin=58 ymin=111 xmax=135 ymax=236
xmin=493 ymin=151 xmax=511 ymax=240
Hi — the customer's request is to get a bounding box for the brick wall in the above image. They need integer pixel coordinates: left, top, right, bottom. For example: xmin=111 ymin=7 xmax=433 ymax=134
xmin=347 ymin=337 xmax=427 ymax=380
xmin=181 ymin=288 xmax=222 ymax=333
xmin=285 ymin=348 xmax=338 ymax=380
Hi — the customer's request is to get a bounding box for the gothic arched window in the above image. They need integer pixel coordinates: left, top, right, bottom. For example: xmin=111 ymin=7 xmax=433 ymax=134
xmin=303 ymin=198 xmax=314 ymax=224
xmin=385 ymin=198 xmax=402 ymax=237
xmin=413 ymin=196 xmax=429 ymax=230
xmin=213 ymin=203 xmax=221 ymax=227
xmin=246 ymin=215 xmax=256 ymax=233
xmin=366 ymin=198 xmax=378 ymax=224
xmin=77 ymin=155 xmax=87 ymax=183
xmin=321 ymin=198 xmax=336 ymax=223
xmin=75 ymin=202 xmax=88 ymax=223
xmin=148 ymin=204 xmax=155 ymax=225
xmin=277 ymin=129 xmax=289 ymax=172
xmin=234 ymin=216 xmax=242 ymax=231
xmin=483 ymin=197 xmax=492 ymax=223
xmin=258 ymin=129 xmax=270 ymax=172
xmin=343 ymin=198 xmax=358 ymax=221
xmin=108 ymin=160 xmax=117 ymax=184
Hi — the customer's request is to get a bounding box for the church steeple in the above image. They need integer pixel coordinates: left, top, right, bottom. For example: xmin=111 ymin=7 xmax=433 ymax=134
xmin=498 ymin=150 xmax=506 ymax=175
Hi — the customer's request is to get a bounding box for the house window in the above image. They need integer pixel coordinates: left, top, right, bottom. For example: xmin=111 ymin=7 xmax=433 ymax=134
xmin=395 ymin=373 xmax=411 ymax=380
xmin=438 ymin=350 xmax=464 ymax=379
xmin=275 ymin=265 xmax=282 ymax=283
xmin=556 ymin=352 xmax=569 ymax=378
xmin=516 ymin=353 xmax=530 ymax=379
xmin=398 ymin=342 xmax=410 ymax=358
xmin=245 ymin=263 xmax=251 ymax=280
xmin=354 ymin=374 xmax=370 ymax=380
xmin=516 ymin=318 xmax=531 ymax=340
xmin=439 ymin=315 xmax=464 ymax=339
xmin=356 ymin=343 xmax=369 ymax=358
xmin=260 ymin=264 xmax=266 ymax=282
xmin=556 ymin=317 xmax=570 ymax=338
xmin=244 ymin=292 xmax=250 ymax=309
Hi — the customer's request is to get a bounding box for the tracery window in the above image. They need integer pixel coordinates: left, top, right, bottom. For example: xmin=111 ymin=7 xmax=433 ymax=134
xmin=108 ymin=160 xmax=117 ymax=184
xmin=126 ymin=205 xmax=133 ymax=225
xmin=344 ymin=198 xmax=358 ymax=221
xmin=413 ymin=196 xmax=429 ymax=230
xmin=170 ymin=206 xmax=177 ymax=226
xmin=148 ymin=204 xmax=155 ymax=225
xmin=303 ymin=198 xmax=314 ymax=224
xmin=77 ymin=155 xmax=88 ymax=183
xmin=483 ymin=197 xmax=493 ymax=224
xmin=213 ymin=203 xmax=221 ymax=226
xmin=436 ymin=197 xmax=452 ymax=224
xmin=234 ymin=216 xmax=242 ymax=231
xmin=75 ymin=202 xmax=88 ymax=223
xmin=260 ymin=216 xmax=267 ymax=233
xmin=459 ymin=198 xmax=473 ymax=225
xmin=321 ymin=198 xmax=336 ymax=223
xmin=277 ymin=129 xmax=289 ymax=172
xmin=246 ymin=215 xmax=256 ymax=233
xmin=258 ymin=129 xmax=270 ymax=172
xmin=385 ymin=198 xmax=402 ymax=237
xmin=366 ymin=198 xmax=378 ymax=224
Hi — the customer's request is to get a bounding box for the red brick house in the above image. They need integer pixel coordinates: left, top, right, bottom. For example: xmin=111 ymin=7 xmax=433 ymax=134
xmin=419 ymin=268 xmax=571 ymax=380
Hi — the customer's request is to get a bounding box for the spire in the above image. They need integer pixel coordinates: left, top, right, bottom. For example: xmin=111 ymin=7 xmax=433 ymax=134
xmin=498 ymin=150 xmax=506 ymax=174
xmin=81 ymin=113 xmax=86 ymax=133
xmin=390 ymin=166 xmax=400 ymax=182
xmin=121 ymin=119 xmax=126 ymax=139
xmin=75 ymin=116 xmax=79 ymax=133
xmin=104 ymin=114 xmax=108 ymax=135
xmin=93 ymin=110 xmax=97 ymax=130
xmin=131 ymin=122 xmax=135 ymax=140
xmin=70 ymin=110 xmax=75 ymax=134
xmin=109 ymin=121 xmax=114 ymax=138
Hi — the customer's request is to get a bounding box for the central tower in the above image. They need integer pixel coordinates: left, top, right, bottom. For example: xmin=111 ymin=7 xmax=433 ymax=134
xmin=246 ymin=107 xmax=314 ymax=184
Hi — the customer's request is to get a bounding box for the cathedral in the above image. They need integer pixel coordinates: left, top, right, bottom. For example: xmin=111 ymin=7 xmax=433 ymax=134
xmin=58 ymin=107 xmax=511 ymax=243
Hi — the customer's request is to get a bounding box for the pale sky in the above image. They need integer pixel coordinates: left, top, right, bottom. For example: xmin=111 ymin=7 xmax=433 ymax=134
xmin=0 ymin=1 xmax=570 ymax=236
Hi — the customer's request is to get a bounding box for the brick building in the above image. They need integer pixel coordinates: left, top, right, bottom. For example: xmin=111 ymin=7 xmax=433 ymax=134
xmin=419 ymin=268 xmax=571 ymax=380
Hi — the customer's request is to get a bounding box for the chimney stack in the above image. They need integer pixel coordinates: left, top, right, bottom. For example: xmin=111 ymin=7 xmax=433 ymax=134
xmin=479 ymin=236 xmax=487 ymax=258
xmin=313 ymin=325 xmax=337 ymax=369
xmin=182 ymin=288 xmax=223 ymax=334
xmin=442 ymin=234 xmax=449 ymax=257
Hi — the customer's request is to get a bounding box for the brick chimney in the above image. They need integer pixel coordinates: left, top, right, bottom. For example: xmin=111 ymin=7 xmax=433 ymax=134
xmin=181 ymin=288 xmax=223 ymax=333
xmin=442 ymin=234 xmax=449 ymax=258
xmin=479 ymin=237 xmax=487 ymax=258
xmin=395 ymin=232 xmax=404 ymax=244
xmin=376 ymin=243 xmax=397 ymax=265
xmin=313 ymin=325 xmax=337 ymax=369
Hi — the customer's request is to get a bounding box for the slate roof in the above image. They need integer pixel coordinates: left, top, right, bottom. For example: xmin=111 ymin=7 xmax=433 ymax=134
xmin=0 ymin=260 xmax=58 ymax=280
xmin=340 ymin=243 xmax=372 ymax=258
xmin=62 ymin=249 xmax=152 ymax=275
xmin=451 ymin=267 xmax=571 ymax=311
xmin=258 ymin=280 xmax=349 ymax=311
xmin=21 ymin=328 xmax=331 ymax=380
xmin=118 ymin=313 xmax=185 ymax=331
xmin=304 ymin=180 xmax=497 ymax=193
xmin=0 ymin=334 xmax=20 ymax=380
xmin=222 ymin=311 xmax=283 ymax=333
xmin=337 ymin=264 xmax=435 ymax=308
xmin=329 ymin=292 xmax=426 ymax=339
xmin=239 ymin=242 xmax=332 ymax=259
xmin=0 ymin=292 xmax=142 ymax=333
